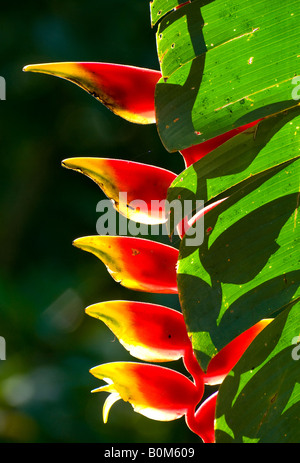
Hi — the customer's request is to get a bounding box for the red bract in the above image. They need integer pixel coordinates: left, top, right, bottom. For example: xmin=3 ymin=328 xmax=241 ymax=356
xmin=62 ymin=157 xmax=176 ymax=224
xmin=187 ymin=392 xmax=218 ymax=443
xmin=85 ymin=298 xmax=272 ymax=392
xmin=88 ymin=316 xmax=271 ymax=438
xmin=73 ymin=235 xmax=179 ymax=293
xmin=85 ymin=300 xmax=191 ymax=362
xmin=90 ymin=362 xmax=204 ymax=423
xmin=85 ymin=299 xmax=204 ymax=387
xmin=176 ymin=197 xmax=228 ymax=239
xmin=180 ymin=119 xmax=262 ymax=167
xmin=174 ymin=1 xmax=191 ymax=10
xmin=204 ymin=319 xmax=273 ymax=385
xmin=23 ymin=62 xmax=161 ymax=124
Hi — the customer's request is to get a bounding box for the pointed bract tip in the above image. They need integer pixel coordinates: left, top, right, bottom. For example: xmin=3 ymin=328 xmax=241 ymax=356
xmin=22 ymin=64 xmax=46 ymax=73
xmin=85 ymin=304 xmax=99 ymax=318
xmin=91 ymin=387 xmax=103 ymax=394
xmin=61 ymin=158 xmax=71 ymax=168
xmin=72 ymin=237 xmax=85 ymax=249
xmin=61 ymin=158 xmax=83 ymax=171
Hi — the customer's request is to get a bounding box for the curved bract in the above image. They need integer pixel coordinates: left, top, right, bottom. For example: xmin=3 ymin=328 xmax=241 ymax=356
xmin=90 ymin=361 xmax=203 ymax=422
xmin=73 ymin=235 xmax=179 ymax=293
xmin=190 ymin=392 xmax=218 ymax=444
xmin=176 ymin=197 xmax=228 ymax=239
xmin=23 ymin=62 xmax=161 ymax=124
xmin=85 ymin=300 xmax=191 ymax=362
xmin=180 ymin=119 xmax=262 ymax=167
xmin=62 ymin=157 xmax=176 ymax=224
xmin=204 ymin=319 xmax=273 ymax=385
xmin=86 ymin=299 xmax=272 ymax=389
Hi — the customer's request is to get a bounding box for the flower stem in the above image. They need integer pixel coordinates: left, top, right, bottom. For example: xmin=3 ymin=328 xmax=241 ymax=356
xmin=183 ymin=345 xmax=204 ymax=389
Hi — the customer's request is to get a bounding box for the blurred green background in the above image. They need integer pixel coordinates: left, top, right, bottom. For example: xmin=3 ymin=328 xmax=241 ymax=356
xmin=0 ymin=0 xmax=206 ymax=443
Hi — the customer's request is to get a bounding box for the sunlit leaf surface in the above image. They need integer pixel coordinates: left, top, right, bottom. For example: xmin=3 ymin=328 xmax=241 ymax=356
xmin=215 ymin=300 xmax=300 ymax=443
xmin=154 ymin=0 xmax=300 ymax=151
xmin=176 ymin=110 xmax=300 ymax=371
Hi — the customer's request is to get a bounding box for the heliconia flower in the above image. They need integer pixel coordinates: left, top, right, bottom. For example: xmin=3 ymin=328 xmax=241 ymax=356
xmin=85 ymin=299 xmax=272 ymax=386
xmin=180 ymin=119 xmax=262 ymax=167
xmin=23 ymin=62 xmax=162 ymax=124
xmin=90 ymin=361 xmax=204 ymax=423
xmin=62 ymin=157 xmax=176 ymax=224
xmin=187 ymin=391 xmax=218 ymax=443
xmin=204 ymin=319 xmax=273 ymax=385
xmin=73 ymin=235 xmax=178 ymax=293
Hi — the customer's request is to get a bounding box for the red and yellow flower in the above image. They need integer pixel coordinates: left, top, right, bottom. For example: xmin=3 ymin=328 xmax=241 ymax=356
xmin=62 ymin=157 xmax=176 ymax=224
xmin=85 ymin=296 xmax=272 ymax=441
xmin=23 ymin=62 xmax=161 ymax=124
xmin=73 ymin=235 xmax=178 ymax=293
xmin=24 ymin=61 xmax=263 ymax=166
xmin=90 ymin=362 xmax=203 ymax=423
xmin=24 ymin=54 xmax=271 ymax=443
xmin=85 ymin=300 xmax=192 ymax=363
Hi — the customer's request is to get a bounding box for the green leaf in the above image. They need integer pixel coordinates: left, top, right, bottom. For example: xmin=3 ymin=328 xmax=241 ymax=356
xmin=156 ymin=1 xmax=207 ymax=77
xmin=175 ymin=112 xmax=300 ymax=370
xmin=215 ymin=299 xmax=300 ymax=443
xmin=167 ymin=107 xmax=300 ymax=233
xmin=152 ymin=0 xmax=300 ymax=443
xmin=150 ymin=0 xmax=196 ymax=27
xmin=155 ymin=0 xmax=300 ymax=152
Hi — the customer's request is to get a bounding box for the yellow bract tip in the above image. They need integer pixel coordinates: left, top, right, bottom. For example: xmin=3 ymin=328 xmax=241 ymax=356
xmin=103 ymin=393 xmax=122 ymax=423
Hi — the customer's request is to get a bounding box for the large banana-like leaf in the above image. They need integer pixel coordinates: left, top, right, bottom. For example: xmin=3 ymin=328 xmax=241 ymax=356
xmin=215 ymin=299 xmax=300 ymax=443
xmin=173 ymin=116 xmax=300 ymax=370
xmin=150 ymin=0 xmax=192 ymax=26
xmin=167 ymin=107 xmax=300 ymax=233
xmin=161 ymin=0 xmax=300 ymax=394
xmin=153 ymin=0 xmax=300 ymax=152
xmin=153 ymin=0 xmax=300 ymax=443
